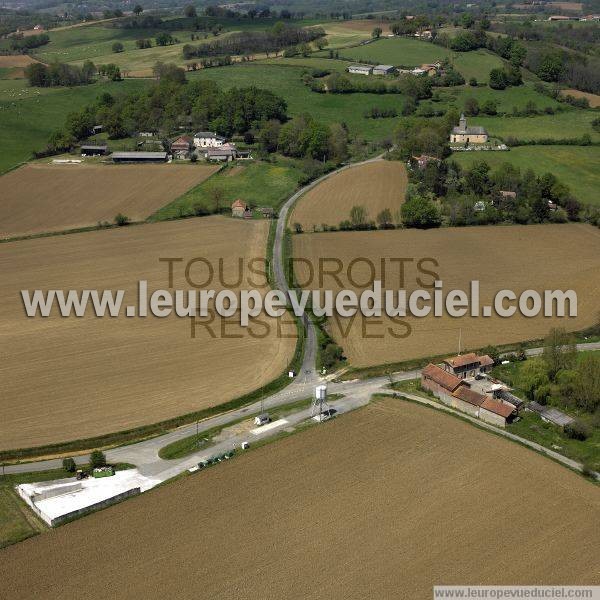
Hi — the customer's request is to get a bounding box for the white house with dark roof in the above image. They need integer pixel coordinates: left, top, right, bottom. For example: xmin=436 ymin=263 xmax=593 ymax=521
xmin=193 ymin=131 xmax=227 ymax=148
xmin=450 ymin=114 xmax=488 ymax=144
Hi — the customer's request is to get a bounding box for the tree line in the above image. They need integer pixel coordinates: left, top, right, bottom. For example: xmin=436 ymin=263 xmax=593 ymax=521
xmin=24 ymin=60 xmax=121 ymax=87
xmin=182 ymin=24 xmax=325 ymax=59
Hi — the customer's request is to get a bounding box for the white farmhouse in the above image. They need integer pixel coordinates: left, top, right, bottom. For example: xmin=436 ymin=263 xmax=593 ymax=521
xmin=193 ymin=131 xmax=227 ymax=148
xmin=347 ymin=64 xmax=373 ymax=75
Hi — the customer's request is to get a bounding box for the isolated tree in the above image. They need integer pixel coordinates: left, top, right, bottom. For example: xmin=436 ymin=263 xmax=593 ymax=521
xmin=543 ymin=327 xmax=577 ymax=381
xmin=293 ymin=222 xmax=303 ymax=234
xmin=464 ymin=96 xmax=479 ymax=116
xmin=114 ymin=213 xmax=130 ymax=226
xmin=90 ymin=450 xmax=107 ymax=468
xmin=401 ymin=194 xmax=441 ymax=229
xmin=376 ymin=208 xmax=394 ymax=229
xmin=489 ymin=68 xmax=507 ymax=90
xmin=184 ymin=4 xmax=197 ymax=18
xmin=210 ymin=187 xmax=225 ymax=213
xmin=133 ymin=4 xmax=143 ymax=15
xmin=349 ymin=205 xmax=368 ymax=228
xmin=62 ymin=457 xmax=76 ymax=473
xmin=372 ymin=27 xmax=382 ymax=39
xmin=112 ymin=41 xmax=124 ymax=53
xmin=315 ymin=37 xmax=329 ymax=51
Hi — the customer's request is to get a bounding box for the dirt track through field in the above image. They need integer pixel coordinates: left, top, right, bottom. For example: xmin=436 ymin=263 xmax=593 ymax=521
xmin=0 ymin=163 xmax=219 ymax=238
xmin=0 ymin=217 xmax=295 ymax=450
xmin=294 ymin=223 xmax=600 ymax=367
xmin=0 ymin=399 xmax=598 ymax=599
xmin=290 ymin=161 xmax=407 ymax=232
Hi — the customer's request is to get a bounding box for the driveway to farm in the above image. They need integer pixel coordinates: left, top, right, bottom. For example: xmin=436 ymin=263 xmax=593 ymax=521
xmin=3 ymin=150 xmax=600 ymax=482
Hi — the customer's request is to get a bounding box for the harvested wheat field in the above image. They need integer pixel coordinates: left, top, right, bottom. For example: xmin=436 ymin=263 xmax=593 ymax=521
xmin=291 ymin=161 xmax=407 ymax=232
xmin=326 ymin=19 xmax=392 ymax=33
xmin=0 ymin=163 xmax=219 ymax=239
xmin=294 ymin=223 xmax=600 ymax=367
xmin=0 ymin=217 xmax=295 ymax=450
xmin=1 ymin=399 xmax=598 ymax=599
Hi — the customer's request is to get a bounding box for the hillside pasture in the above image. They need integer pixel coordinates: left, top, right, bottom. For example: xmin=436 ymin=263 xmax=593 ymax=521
xmin=0 ymin=163 xmax=219 ymax=239
xmin=321 ymin=20 xmax=391 ymax=47
xmin=0 ymin=217 xmax=295 ymax=451
xmin=0 ymin=55 xmax=40 ymax=69
xmin=331 ymin=36 xmax=450 ymax=67
xmin=0 ymin=78 xmax=149 ymax=174
xmin=290 ymin=160 xmax=408 ymax=231
xmin=452 ymin=146 xmax=600 ymax=205
xmin=433 ymin=83 xmax=562 ymax=114
xmin=476 ymin=110 xmax=600 ymax=142
xmin=293 ymin=223 xmax=600 ymax=368
xmin=191 ymin=63 xmax=405 ymax=141
xmin=1 ymin=399 xmax=598 ymax=598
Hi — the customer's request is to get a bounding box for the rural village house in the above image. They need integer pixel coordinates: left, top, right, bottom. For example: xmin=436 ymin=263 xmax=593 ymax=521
xmin=347 ymin=64 xmax=373 ymax=75
xmin=450 ymin=114 xmax=489 ymax=144
xmin=231 ymin=199 xmax=251 ymax=218
xmin=194 ymin=131 xmax=227 ymax=148
xmin=421 ymin=362 xmax=517 ymax=427
xmin=412 ymin=154 xmax=441 ymax=170
xmin=442 ymin=352 xmax=494 ymax=379
xmin=205 ymin=144 xmax=238 ymax=162
xmin=373 ymin=65 xmax=396 ymax=75
xmin=171 ymin=135 xmax=193 ymax=159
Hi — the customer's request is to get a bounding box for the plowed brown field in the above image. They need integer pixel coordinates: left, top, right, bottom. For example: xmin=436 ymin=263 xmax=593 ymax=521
xmin=293 ymin=223 xmax=600 ymax=367
xmin=0 ymin=55 xmax=39 ymax=68
xmin=1 ymin=399 xmax=598 ymax=599
xmin=0 ymin=217 xmax=295 ymax=450
xmin=290 ymin=161 xmax=408 ymax=232
xmin=0 ymin=163 xmax=219 ymax=239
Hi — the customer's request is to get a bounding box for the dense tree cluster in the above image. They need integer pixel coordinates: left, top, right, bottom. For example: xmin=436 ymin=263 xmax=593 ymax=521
xmin=7 ymin=32 xmax=49 ymax=53
xmin=308 ymin=71 xmax=434 ymax=98
xmin=393 ymin=114 xmax=454 ymax=160
xmin=24 ymin=60 xmax=97 ymax=87
xmin=259 ymin=114 xmax=349 ymax=162
xmin=44 ymin=67 xmax=288 ymax=152
xmin=183 ymin=24 xmax=325 ymax=59
xmin=410 ymin=158 xmax=583 ymax=227
xmin=514 ymin=328 xmax=600 ymax=422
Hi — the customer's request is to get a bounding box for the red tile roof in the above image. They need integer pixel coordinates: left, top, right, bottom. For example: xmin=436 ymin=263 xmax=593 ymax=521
xmin=422 ymin=363 xmax=464 ymax=392
xmin=231 ymin=199 xmax=246 ymax=209
xmin=452 ymin=386 xmax=486 ymax=407
xmin=481 ymin=397 xmax=515 ymax=418
xmin=479 ymin=355 xmax=494 ymax=367
xmin=444 ymin=353 xmax=480 ymax=369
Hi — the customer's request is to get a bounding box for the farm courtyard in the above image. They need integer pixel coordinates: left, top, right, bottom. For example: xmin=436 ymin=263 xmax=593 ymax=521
xmin=294 ymin=223 xmax=600 ymax=367
xmin=0 ymin=399 xmax=598 ymax=598
xmin=0 ymin=217 xmax=295 ymax=451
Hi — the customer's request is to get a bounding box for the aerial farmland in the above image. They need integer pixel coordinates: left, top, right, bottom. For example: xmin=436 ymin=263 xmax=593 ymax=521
xmin=0 ymin=217 xmax=295 ymax=450
xmin=0 ymin=0 xmax=599 ymax=595
xmin=0 ymin=399 xmax=598 ymax=599
xmin=294 ymin=223 xmax=600 ymax=367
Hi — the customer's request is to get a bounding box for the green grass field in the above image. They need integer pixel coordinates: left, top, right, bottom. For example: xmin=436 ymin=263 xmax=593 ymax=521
xmin=476 ymin=110 xmax=600 ymax=143
xmin=260 ymin=56 xmax=351 ymax=72
xmin=0 ymin=79 xmax=149 ymax=174
xmin=434 ymin=82 xmax=563 ymax=114
xmin=328 ymin=36 xmax=451 ymax=66
xmin=151 ymin=161 xmax=305 ymax=220
xmin=190 ymin=63 xmax=406 ymax=140
xmin=452 ymin=146 xmax=600 ymax=204
xmin=321 ymin=37 xmax=505 ymax=80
